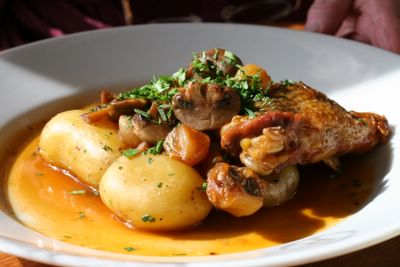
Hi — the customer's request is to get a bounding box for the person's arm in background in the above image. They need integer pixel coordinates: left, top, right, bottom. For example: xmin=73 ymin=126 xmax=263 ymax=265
xmin=305 ymin=0 xmax=400 ymax=54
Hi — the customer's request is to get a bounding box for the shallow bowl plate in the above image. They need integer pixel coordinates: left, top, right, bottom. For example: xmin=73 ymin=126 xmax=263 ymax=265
xmin=0 ymin=23 xmax=399 ymax=267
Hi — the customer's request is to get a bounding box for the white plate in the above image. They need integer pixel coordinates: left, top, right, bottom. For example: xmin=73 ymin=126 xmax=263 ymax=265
xmin=0 ymin=23 xmax=399 ymax=267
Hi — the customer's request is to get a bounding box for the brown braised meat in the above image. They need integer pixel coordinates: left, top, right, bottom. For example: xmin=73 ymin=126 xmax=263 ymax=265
xmin=221 ymin=82 xmax=390 ymax=175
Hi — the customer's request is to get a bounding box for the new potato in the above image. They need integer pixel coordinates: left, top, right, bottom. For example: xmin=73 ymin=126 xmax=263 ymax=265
xmin=100 ymin=154 xmax=212 ymax=231
xmin=39 ymin=110 xmax=125 ymax=187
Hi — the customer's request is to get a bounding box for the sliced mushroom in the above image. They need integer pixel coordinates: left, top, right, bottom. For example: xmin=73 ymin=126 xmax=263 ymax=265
xmin=261 ymin=165 xmax=299 ymax=207
xmin=81 ymin=98 xmax=147 ymax=124
xmin=118 ymin=115 xmax=142 ymax=148
xmin=172 ymin=82 xmax=241 ymax=131
xmin=130 ymin=113 xmax=172 ymax=144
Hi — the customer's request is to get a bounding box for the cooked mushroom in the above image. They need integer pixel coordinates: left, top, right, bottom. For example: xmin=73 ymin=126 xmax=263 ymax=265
xmin=118 ymin=115 xmax=142 ymax=148
xmin=172 ymin=82 xmax=241 ymax=131
xmin=206 ymin=162 xmax=267 ymax=217
xmin=261 ymin=165 xmax=299 ymax=207
xmin=81 ymin=98 xmax=147 ymax=124
xmin=206 ymin=163 xmax=300 ymax=217
xmin=129 ymin=113 xmax=172 ymax=144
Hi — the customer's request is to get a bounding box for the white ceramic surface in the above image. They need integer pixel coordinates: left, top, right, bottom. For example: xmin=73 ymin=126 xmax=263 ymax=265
xmin=0 ymin=23 xmax=399 ymax=267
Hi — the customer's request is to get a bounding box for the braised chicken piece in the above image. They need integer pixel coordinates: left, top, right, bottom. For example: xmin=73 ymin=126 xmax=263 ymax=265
xmin=221 ymin=82 xmax=390 ymax=175
xmin=173 ymin=82 xmax=241 ymax=131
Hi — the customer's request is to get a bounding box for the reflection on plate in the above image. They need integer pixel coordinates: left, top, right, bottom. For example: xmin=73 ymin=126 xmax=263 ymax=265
xmin=0 ymin=23 xmax=399 ymax=267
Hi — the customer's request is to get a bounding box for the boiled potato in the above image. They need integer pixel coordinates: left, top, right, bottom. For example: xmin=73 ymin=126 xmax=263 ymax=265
xmin=39 ymin=110 xmax=125 ymax=187
xmin=100 ymin=154 xmax=212 ymax=231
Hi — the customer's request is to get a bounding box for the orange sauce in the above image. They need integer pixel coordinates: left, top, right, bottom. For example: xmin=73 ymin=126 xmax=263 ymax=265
xmin=5 ymin=136 xmax=377 ymax=256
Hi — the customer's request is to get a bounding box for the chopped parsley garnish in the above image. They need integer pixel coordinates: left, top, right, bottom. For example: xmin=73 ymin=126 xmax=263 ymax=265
xmin=79 ymin=211 xmax=85 ymax=219
xmin=157 ymin=106 xmax=168 ymax=121
xmin=157 ymin=182 xmax=163 ymax=188
xmin=282 ymin=79 xmax=294 ymax=86
xmin=215 ymin=72 xmax=271 ymax=113
xmin=134 ymin=108 xmax=150 ymax=118
xmin=147 ymin=157 xmax=154 ymax=164
xmin=213 ymin=48 xmax=219 ymax=60
xmin=102 ymin=145 xmax=113 ymax=151
xmin=244 ymin=107 xmax=256 ymax=118
xmin=69 ymin=190 xmax=86 ymax=195
xmin=146 ymin=140 xmax=164 ymax=155
xmin=198 ymin=182 xmax=207 ymax=191
xmin=172 ymin=68 xmax=186 ymax=86
xmin=123 ymin=148 xmax=139 ymax=158
xmin=141 ymin=214 xmax=156 ymax=222
xmin=124 ymin=247 xmax=136 ymax=252
xmin=118 ymin=75 xmax=178 ymax=102
xmin=224 ymin=50 xmax=239 ymax=66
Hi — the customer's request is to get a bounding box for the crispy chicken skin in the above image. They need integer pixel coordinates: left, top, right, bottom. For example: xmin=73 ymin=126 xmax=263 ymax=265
xmin=221 ymin=82 xmax=390 ymax=175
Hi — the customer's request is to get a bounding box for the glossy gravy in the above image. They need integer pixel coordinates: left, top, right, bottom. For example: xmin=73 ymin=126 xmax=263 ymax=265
xmin=5 ymin=136 xmax=376 ymax=256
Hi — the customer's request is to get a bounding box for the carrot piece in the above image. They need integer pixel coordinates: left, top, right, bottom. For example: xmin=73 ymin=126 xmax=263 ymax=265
xmin=164 ymin=124 xmax=210 ymax=166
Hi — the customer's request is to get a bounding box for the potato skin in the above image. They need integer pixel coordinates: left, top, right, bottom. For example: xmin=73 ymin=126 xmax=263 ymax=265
xmin=99 ymin=154 xmax=212 ymax=231
xmin=39 ymin=110 xmax=125 ymax=188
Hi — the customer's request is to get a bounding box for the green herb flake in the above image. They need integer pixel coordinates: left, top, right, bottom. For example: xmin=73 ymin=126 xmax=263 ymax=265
xmin=124 ymin=247 xmax=136 ymax=252
xmin=141 ymin=214 xmax=156 ymax=222
xmin=244 ymin=107 xmax=256 ymax=118
xmin=79 ymin=211 xmax=85 ymax=219
xmin=146 ymin=140 xmax=164 ymax=155
xmin=147 ymin=157 xmax=154 ymax=164
xmin=224 ymin=50 xmax=239 ymax=65
xmin=123 ymin=148 xmax=139 ymax=158
xmin=197 ymin=182 xmax=207 ymax=191
xmin=102 ymin=145 xmax=113 ymax=151
xmin=282 ymin=79 xmax=295 ymax=86
xmin=157 ymin=107 xmax=168 ymax=121
xmin=157 ymin=182 xmax=163 ymax=188
xmin=213 ymin=48 xmax=219 ymax=60
xmin=172 ymin=68 xmax=186 ymax=86
xmin=134 ymin=108 xmax=150 ymax=118
xmin=69 ymin=190 xmax=86 ymax=195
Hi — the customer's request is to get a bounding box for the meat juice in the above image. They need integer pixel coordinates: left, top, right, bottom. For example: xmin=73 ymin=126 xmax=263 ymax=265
xmin=3 ymin=135 xmax=377 ymax=256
